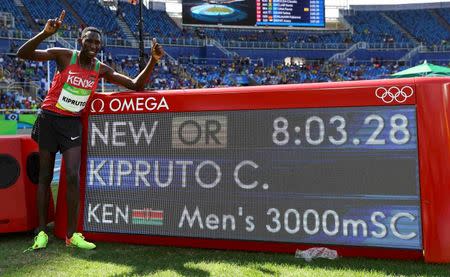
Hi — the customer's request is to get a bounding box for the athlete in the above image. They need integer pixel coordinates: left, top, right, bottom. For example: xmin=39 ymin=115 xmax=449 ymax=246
xmin=17 ymin=10 xmax=164 ymax=251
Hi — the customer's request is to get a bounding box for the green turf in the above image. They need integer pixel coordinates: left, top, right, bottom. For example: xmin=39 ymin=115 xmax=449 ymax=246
xmin=0 ymin=186 xmax=449 ymax=276
xmin=0 ymin=119 xmax=17 ymax=135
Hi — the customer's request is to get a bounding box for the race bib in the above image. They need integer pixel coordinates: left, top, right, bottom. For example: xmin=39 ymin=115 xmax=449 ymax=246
xmin=56 ymin=83 xmax=91 ymax=112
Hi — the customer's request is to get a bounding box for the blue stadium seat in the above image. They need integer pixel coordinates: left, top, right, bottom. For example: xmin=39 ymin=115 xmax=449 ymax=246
xmin=0 ymin=0 xmax=29 ymax=31
xmin=118 ymin=2 xmax=184 ymax=39
xmin=66 ymin=0 xmax=126 ymax=40
xmin=21 ymin=0 xmax=79 ymax=27
xmin=344 ymin=10 xmax=410 ymax=44
xmin=385 ymin=9 xmax=449 ymax=45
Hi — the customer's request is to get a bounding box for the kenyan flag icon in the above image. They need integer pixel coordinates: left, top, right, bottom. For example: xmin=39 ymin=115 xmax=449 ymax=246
xmin=132 ymin=208 xmax=163 ymax=225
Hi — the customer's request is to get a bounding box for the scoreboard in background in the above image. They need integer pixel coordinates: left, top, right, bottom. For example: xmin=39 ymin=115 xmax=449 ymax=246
xmin=54 ymin=78 xmax=450 ymax=263
xmin=256 ymin=0 xmax=324 ymax=27
xmin=182 ymin=0 xmax=325 ymax=27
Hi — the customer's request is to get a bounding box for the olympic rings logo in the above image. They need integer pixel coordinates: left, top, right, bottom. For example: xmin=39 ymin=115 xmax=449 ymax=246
xmin=375 ymin=86 xmax=414 ymax=104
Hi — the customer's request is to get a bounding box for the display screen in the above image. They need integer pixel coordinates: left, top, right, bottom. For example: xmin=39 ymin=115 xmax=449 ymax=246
xmin=84 ymin=106 xmax=421 ymax=249
xmin=182 ymin=0 xmax=325 ymax=27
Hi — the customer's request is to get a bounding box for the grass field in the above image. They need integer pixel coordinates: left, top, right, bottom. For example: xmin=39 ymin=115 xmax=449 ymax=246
xmin=1 ymin=186 xmax=449 ymax=276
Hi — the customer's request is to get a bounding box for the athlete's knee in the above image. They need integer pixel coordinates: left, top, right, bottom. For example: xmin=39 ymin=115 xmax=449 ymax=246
xmin=65 ymin=170 xmax=80 ymax=187
xmin=39 ymin=171 xmax=53 ymax=185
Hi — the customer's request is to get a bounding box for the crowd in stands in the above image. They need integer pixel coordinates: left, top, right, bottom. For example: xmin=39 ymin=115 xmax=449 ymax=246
xmin=2 ymin=47 xmax=450 ymax=111
xmin=100 ymin=53 xmax=414 ymax=90
xmin=176 ymin=56 xmax=411 ymax=88
xmin=0 ymin=53 xmax=47 ymax=110
xmin=0 ymin=54 xmax=47 ymax=89
xmin=1 ymin=0 xmax=450 ymax=47
xmin=0 ymin=90 xmax=39 ymax=111
xmin=1 ymin=1 xmax=450 ymax=112
xmin=3 ymin=52 xmax=412 ymax=88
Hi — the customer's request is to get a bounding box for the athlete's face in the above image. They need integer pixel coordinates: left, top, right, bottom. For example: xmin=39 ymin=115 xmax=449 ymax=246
xmin=80 ymin=31 xmax=101 ymax=59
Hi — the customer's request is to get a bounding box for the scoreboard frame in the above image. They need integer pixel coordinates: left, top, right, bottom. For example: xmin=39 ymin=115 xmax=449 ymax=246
xmin=181 ymin=0 xmax=326 ymax=28
xmin=54 ymin=77 xmax=450 ymax=263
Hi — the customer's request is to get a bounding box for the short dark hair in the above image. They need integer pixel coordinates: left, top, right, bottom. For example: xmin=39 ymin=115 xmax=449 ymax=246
xmin=81 ymin=27 xmax=102 ymax=39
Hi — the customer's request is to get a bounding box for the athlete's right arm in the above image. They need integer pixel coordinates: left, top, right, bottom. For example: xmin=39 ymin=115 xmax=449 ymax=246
xmin=17 ymin=10 xmax=68 ymax=62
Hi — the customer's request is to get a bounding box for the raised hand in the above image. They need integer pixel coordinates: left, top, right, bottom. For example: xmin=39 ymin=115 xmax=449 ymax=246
xmin=44 ymin=10 xmax=65 ymax=35
xmin=151 ymin=38 xmax=164 ymax=61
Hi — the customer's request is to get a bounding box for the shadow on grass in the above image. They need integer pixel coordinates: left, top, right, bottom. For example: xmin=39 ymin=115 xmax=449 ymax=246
xmin=90 ymin=245 xmax=450 ymax=276
xmin=3 ymin=186 xmax=449 ymax=276
xmin=2 ymin=227 xmax=450 ymax=276
xmin=1 ymin=185 xmax=448 ymax=276
xmin=61 ymin=234 xmax=450 ymax=277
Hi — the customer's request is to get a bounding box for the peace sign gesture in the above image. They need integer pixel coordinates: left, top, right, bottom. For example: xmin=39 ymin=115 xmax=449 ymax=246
xmin=44 ymin=10 xmax=65 ymax=35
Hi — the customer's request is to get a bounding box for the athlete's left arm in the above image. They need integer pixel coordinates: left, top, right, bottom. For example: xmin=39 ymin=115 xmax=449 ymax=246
xmin=101 ymin=38 xmax=164 ymax=91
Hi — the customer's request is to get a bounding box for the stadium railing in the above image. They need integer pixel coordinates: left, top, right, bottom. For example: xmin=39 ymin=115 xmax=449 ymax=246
xmin=219 ymin=40 xmax=350 ymax=50
xmin=0 ymin=30 xmax=34 ymax=40
xmin=142 ymin=38 xmax=207 ymax=47
xmin=1 ymin=31 xmax=420 ymax=52
xmin=367 ymin=42 xmax=416 ymax=50
xmin=219 ymin=40 xmax=416 ymax=50
xmin=177 ymin=56 xmax=259 ymax=66
xmin=1 ymin=81 xmax=42 ymax=99
xmin=0 ymin=109 xmax=37 ymax=114
xmin=420 ymin=44 xmax=450 ymax=52
xmin=0 ymin=29 xmax=424 ymax=51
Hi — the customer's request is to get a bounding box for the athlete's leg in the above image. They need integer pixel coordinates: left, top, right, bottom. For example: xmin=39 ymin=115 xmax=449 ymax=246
xmin=63 ymin=146 xmax=81 ymax=239
xmin=37 ymin=149 xmax=56 ymax=232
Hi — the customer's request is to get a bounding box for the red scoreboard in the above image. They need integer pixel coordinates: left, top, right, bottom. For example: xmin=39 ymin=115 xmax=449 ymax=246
xmin=54 ymin=78 xmax=450 ymax=263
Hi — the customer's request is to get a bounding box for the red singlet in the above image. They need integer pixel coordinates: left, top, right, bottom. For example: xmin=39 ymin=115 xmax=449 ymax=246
xmin=41 ymin=50 xmax=101 ymax=117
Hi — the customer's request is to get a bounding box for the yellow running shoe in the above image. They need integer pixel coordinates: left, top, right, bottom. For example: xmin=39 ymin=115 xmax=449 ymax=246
xmin=24 ymin=231 xmax=48 ymax=252
xmin=65 ymin=233 xmax=96 ymax=250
